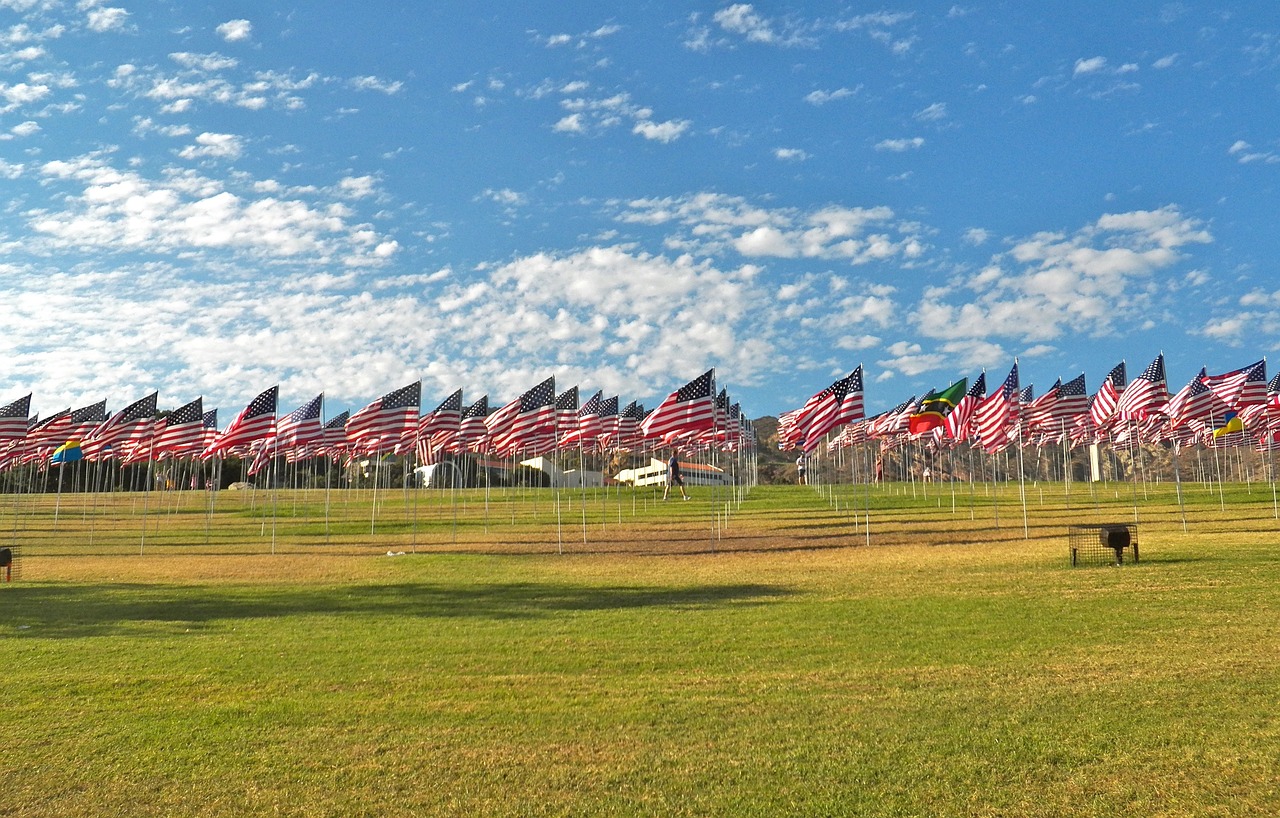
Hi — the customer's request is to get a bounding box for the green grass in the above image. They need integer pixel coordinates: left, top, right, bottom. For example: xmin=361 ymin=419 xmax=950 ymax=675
xmin=3 ymin=482 xmax=1280 ymax=815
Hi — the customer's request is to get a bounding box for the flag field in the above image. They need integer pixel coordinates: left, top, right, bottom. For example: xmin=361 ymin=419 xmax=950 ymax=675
xmin=3 ymin=483 xmax=1280 ymax=815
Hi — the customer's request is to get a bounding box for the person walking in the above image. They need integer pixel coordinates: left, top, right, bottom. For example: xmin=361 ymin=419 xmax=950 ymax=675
xmin=796 ymin=453 xmax=808 ymax=485
xmin=663 ymin=451 xmax=689 ymax=500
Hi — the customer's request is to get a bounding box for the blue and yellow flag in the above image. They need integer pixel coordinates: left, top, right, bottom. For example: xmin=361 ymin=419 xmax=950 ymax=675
xmin=51 ymin=439 xmax=83 ymax=464
xmin=1211 ymin=412 xmax=1243 ymax=440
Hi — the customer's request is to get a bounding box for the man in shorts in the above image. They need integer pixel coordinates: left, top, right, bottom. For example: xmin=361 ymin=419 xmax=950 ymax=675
xmin=663 ymin=451 xmax=689 ymax=500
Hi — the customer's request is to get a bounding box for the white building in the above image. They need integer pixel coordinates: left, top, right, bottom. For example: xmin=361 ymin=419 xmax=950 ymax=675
xmin=519 ymin=456 xmax=605 ymax=488
xmin=614 ymin=457 xmax=731 ymax=488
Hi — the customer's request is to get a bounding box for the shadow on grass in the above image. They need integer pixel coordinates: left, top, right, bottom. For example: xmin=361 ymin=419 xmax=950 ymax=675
xmin=0 ymin=581 xmax=795 ymax=638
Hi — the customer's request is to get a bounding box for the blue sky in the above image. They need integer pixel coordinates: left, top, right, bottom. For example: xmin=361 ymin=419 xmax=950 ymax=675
xmin=1 ymin=1 xmax=1276 ymax=422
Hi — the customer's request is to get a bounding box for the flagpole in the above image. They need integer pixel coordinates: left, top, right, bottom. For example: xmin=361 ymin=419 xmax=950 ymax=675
xmin=140 ymin=435 xmax=156 ymax=556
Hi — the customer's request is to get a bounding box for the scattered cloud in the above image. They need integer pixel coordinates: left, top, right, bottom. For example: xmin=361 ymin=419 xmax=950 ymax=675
xmin=84 ymin=4 xmax=129 ymax=33
xmin=633 ymin=119 xmax=690 ymax=143
xmin=350 ymin=75 xmax=403 ymax=94
xmin=875 ymin=137 xmax=925 ymax=152
xmin=216 ymin=19 xmax=251 ymax=42
xmin=1073 ymin=56 xmax=1107 ymax=76
xmin=804 ymin=87 xmax=856 ymax=105
xmin=177 ymin=131 xmax=243 ymax=160
xmin=913 ymin=102 xmax=947 ymax=122
xmin=915 ymin=206 xmax=1212 ymax=344
xmin=774 ymin=147 xmax=808 ymax=162
xmin=1228 ymin=140 xmax=1279 ymax=164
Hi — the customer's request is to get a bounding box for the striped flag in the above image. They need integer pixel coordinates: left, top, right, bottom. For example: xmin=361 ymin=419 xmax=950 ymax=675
xmin=83 ymin=392 xmax=158 ymax=459
xmin=204 ymin=386 xmax=277 ymax=458
xmin=418 ymin=389 xmax=463 ymax=452
xmin=486 ymin=377 xmax=556 ymax=454
xmin=641 ymin=369 xmax=716 ymax=441
xmin=944 ymin=373 xmax=986 ymax=441
xmin=802 ymin=367 xmax=865 ymax=452
xmin=1089 ymin=362 xmax=1127 ymax=428
xmin=153 ymin=397 xmax=206 ymax=456
xmin=276 ymin=394 xmax=325 ymax=449
xmin=1115 ymin=354 xmax=1167 ymax=421
xmin=0 ymin=394 xmax=31 ymax=441
xmin=974 ymin=362 xmax=1019 ymax=453
xmin=1203 ymin=359 xmax=1266 ymax=410
xmin=455 ymin=396 xmax=489 ymax=452
xmin=347 ymin=382 xmax=420 ymax=453
xmin=1053 ymin=374 xmax=1089 ymax=420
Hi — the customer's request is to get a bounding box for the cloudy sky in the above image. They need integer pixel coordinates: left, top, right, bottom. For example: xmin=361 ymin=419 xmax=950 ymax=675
xmin=1 ymin=1 xmax=1276 ymax=421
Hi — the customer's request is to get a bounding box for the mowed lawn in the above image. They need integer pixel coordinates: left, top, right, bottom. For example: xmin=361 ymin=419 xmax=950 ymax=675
xmin=3 ymin=483 xmax=1280 ymax=816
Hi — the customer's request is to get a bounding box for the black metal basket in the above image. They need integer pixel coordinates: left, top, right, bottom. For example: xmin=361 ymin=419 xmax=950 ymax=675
xmin=1068 ymin=523 xmax=1139 ymax=566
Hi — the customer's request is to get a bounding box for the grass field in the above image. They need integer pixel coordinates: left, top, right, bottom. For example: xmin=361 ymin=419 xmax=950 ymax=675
xmin=3 ymin=479 xmax=1280 ymax=816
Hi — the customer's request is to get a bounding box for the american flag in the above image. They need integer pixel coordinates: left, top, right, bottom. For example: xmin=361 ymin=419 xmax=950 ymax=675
xmin=1203 ymin=359 xmax=1266 ymax=410
xmin=455 ymin=396 xmax=488 ymax=452
xmin=1089 ymin=361 xmax=1127 ymax=428
xmin=153 ymin=397 xmax=205 ymax=456
xmin=82 ymin=392 xmax=158 ymax=459
xmin=867 ymin=396 xmax=917 ymax=438
xmin=321 ymin=411 xmax=349 ymax=454
xmin=276 ymin=394 xmax=325 ymax=449
xmin=1115 ymin=354 xmax=1167 ymax=421
xmin=346 ymin=381 xmax=420 ymax=453
xmin=617 ymin=400 xmax=645 ymax=449
xmin=801 ymin=367 xmax=865 ymax=453
xmin=0 ymin=394 xmax=31 ymax=441
xmin=202 ymin=409 xmax=219 ymax=451
xmin=204 ymin=386 xmax=277 ymax=458
xmin=26 ymin=408 xmax=70 ymax=451
xmin=641 ymin=369 xmax=716 ymax=441
xmin=68 ymin=400 xmax=108 ymax=438
xmin=1053 ymin=373 xmax=1089 ymax=420
xmin=974 ymin=362 xmax=1019 ymax=452
xmin=561 ymin=390 xmax=602 ymax=448
xmin=1165 ymin=369 xmax=1229 ymax=428
xmin=776 ymin=408 xmax=804 ymax=450
xmin=944 ymin=373 xmax=986 ymax=441
xmin=596 ymin=395 xmax=620 ymax=450
xmin=419 ymin=389 xmax=463 ymax=452
xmin=555 ymin=386 xmax=579 ymax=437
xmin=1021 ymin=380 xmax=1060 ymax=431
xmin=486 ymin=377 xmax=556 ymax=454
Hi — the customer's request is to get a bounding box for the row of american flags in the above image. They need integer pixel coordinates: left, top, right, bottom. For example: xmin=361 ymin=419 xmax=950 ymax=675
xmin=778 ymin=355 xmax=1278 ymax=456
xmin=0 ymin=370 xmax=752 ymax=472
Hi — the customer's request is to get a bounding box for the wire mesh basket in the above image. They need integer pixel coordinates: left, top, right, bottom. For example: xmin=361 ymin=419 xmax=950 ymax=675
xmin=1068 ymin=523 xmax=1138 ymax=566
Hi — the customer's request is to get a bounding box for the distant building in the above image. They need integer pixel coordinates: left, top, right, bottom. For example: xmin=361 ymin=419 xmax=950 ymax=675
xmin=614 ymin=457 xmax=731 ymax=488
xmin=519 ymin=456 xmax=605 ymax=488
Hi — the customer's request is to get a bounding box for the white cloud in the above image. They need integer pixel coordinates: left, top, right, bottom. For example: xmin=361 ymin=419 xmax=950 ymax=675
xmin=216 ymin=19 xmax=251 ymax=42
xmin=1153 ymin=54 xmax=1178 ymax=69
xmin=913 ymin=102 xmax=947 ymax=121
xmin=633 ymin=119 xmax=690 ymax=143
xmin=804 ymin=87 xmax=855 ymax=105
xmin=714 ymin=4 xmax=779 ymax=44
xmin=170 ymin=52 xmax=238 ymax=71
xmin=1228 ymin=140 xmax=1279 ymax=164
xmin=350 ymin=75 xmax=403 ymax=94
xmin=617 ymin=194 xmax=922 ymax=267
xmin=0 ymin=81 xmax=50 ymax=112
xmin=178 ymin=132 xmax=243 ymax=160
xmin=774 ymin=147 xmax=809 ymax=161
xmin=553 ymin=113 xmax=584 ymax=133
xmin=875 ymin=137 xmax=924 ymax=152
xmin=337 ymin=175 xmax=378 ymax=198
xmin=26 ymin=153 xmax=397 ymax=268
xmin=916 ymin=206 xmax=1212 ymax=344
xmin=84 ymin=5 xmax=129 ymax=33
xmin=10 ymin=120 xmax=39 ymax=136
xmin=1073 ymin=56 xmax=1107 ymax=76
